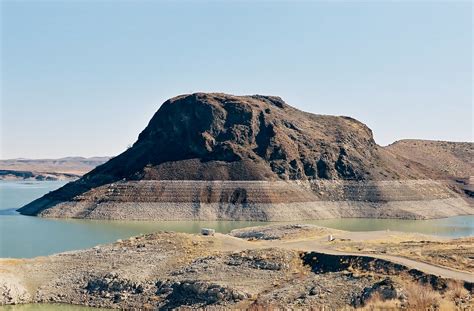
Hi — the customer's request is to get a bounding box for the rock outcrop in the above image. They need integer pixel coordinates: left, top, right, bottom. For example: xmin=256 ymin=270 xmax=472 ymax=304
xmin=18 ymin=93 xmax=473 ymax=220
xmin=1 ymin=229 xmax=473 ymax=309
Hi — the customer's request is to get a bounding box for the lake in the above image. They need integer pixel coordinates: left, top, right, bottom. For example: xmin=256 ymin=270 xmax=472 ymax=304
xmin=0 ymin=180 xmax=473 ymax=258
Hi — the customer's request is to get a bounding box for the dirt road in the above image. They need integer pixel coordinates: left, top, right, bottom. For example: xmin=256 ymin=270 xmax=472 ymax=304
xmin=213 ymin=233 xmax=474 ymax=283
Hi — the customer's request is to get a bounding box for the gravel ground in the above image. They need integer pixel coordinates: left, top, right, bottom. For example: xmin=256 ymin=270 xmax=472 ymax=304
xmin=1 ymin=226 xmax=472 ymax=310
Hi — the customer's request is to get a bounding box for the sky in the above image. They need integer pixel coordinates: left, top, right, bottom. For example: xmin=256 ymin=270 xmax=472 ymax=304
xmin=1 ymin=0 xmax=472 ymax=159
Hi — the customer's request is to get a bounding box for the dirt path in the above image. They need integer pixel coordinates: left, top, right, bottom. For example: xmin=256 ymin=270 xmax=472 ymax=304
xmin=277 ymin=240 xmax=474 ymax=283
xmin=212 ymin=233 xmax=474 ymax=283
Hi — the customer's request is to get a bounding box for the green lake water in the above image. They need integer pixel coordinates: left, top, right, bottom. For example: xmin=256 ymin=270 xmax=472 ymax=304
xmin=0 ymin=180 xmax=473 ymax=259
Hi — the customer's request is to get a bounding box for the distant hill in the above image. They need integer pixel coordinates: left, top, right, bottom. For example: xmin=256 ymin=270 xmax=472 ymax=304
xmin=386 ymin=139 xmax=473 ymax=203
xmin=386 ymin=140 xmax=473 ymax=179
xmin=0 ymin=157 xmax=110 ymax=181
xmin=18 ymin=93 xmax=473 ymax=220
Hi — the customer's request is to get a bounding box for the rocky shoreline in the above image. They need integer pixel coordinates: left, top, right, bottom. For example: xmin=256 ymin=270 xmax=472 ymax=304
xmin=0 ymin=169 xmax=80 ymax=181
xmin=1 ymin=225 xmax=472 ymax=310
xmin=20 ymin=179 xmax=474 ymax=220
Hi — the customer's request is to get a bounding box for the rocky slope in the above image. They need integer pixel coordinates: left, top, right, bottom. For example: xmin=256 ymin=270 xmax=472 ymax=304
xmin=387 ymin=140 xmax=474 ymax=203
xmin=386 ymin=140 xmax=473 ymax=179
xmin=18 ymin=93 xmax=473 ymax=220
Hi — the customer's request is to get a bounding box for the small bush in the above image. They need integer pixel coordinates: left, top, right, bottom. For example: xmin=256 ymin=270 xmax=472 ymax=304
xmin=446 ymin=280 xmax=468 ymax=299
xmin=360 ymin=292 xmax=400 ymax=310
xmin=404 ymin=282 xmax=441 ymax=310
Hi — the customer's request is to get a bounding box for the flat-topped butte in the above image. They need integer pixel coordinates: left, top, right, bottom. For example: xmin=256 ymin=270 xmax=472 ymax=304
xmin=18 ymin=93 xmax=474 ymax=220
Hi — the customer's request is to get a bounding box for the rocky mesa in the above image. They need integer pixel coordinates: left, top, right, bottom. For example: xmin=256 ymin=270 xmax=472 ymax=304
xmin=18 ymin=93 xmax=474 ymax=220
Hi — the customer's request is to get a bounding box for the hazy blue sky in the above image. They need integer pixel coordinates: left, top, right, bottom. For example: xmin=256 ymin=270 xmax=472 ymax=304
xmin=1 ymin=0 xmax=472 ymax=159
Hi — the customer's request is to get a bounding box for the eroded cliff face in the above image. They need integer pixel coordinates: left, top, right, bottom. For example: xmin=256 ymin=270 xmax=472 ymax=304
xmin=82 ymin=93 xmax=417 ymax=183
xmin=136 ymin=93 xmax=376 ymax=181
xmin=18 ymin=93 xmax=473 ymax=219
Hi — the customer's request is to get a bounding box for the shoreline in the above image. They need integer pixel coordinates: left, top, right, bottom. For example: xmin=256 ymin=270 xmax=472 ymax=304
xmin=10 ymin=210 xmax=474 ymax=221
xmin=1 ymin=215 xmax=472 ymax=259
xmin=1 ymin=224 xmax=472 ymax=309
xmin=19 ymin=179 xmax=474 ymax=221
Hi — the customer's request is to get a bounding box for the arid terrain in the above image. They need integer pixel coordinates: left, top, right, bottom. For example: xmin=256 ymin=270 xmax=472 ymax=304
xmin=387 ymin=140 xmax=473 ymax=180
xmin=0 ymin=157 xmax=109 ymax=181
xmin=387 ymin=140 xmax=474 ymax=205
xmin=0 ymin=224 xmax=472 ymax=310
xmin=17 ymin=93 xmax=473 ymax=220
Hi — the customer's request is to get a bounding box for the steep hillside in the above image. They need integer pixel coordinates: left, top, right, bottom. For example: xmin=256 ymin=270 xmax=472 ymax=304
xmin=18 ymin=93 xmax=473 ymax=220
xmin=73 ymin=93 xmax=419 ymax=182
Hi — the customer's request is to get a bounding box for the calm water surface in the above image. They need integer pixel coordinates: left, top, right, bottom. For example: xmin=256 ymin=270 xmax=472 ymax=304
xmin=0 ymin=180 xmax=472 ymax=258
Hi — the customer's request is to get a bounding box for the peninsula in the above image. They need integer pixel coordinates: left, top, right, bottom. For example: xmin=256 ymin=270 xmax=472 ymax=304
xmin=18 ymin=93 xmax=473 ymax=220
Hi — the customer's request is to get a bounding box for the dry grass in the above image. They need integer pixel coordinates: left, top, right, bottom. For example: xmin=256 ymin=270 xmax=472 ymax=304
xmin=362 ymin=281 xmax=452 ymax=310
xmin=333 ymin=237 xmax=474 ymax=273
xmin=246 ymin=301 xmax=279 ymax=311
xmin=361 ymin=301 xmax=401 ymax=311
xmin=446 ymin=280 xmax=469 ymax=300
xmin=404 ymin=282 xmax=441 ymax=310
xmin=361 ymin=292 xmax=401 ymax=310
xmin=437 ymin=300 xmax=457 ymax=311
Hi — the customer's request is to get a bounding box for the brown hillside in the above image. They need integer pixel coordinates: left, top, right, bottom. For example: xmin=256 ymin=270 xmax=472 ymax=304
xmin=17 ymin=93 xmax=473 ymax=220
xmin=386 ymin=140 xmax=473 ymax=179
xmin=76 ymin=93 xmax=425 ymax=183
